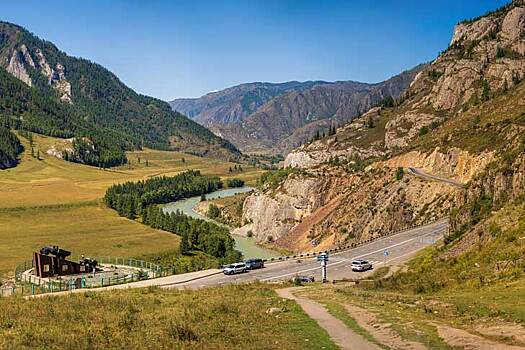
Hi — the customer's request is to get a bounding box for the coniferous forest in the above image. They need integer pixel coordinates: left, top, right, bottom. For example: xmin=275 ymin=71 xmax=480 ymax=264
xmin=104 ymin=170 xmax=241 ymax=263
xmin=0 ymin=122 xmax=23 ymax=169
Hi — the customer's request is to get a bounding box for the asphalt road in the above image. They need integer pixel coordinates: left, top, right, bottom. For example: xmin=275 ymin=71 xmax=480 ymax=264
xmin=407 ymin=167 xmax=465 ymax=188
xmin=170 ymin=218 xmax=448 ymax=289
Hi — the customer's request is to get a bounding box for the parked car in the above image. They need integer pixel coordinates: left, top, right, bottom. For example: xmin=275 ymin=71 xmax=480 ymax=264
xmin=351 ymin=259 xmax=372 ymax=272
xmin=245 ymin=258 xmax=264 ymax=270
xmin=291 ymin=275 xmax=315 ymax=284
xmin=223 ymin=263 xmax=247 ymax=275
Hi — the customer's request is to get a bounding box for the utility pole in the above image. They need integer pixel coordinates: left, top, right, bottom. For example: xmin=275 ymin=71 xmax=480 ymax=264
xmin=317 ymin=252 xmax=329 ymax=283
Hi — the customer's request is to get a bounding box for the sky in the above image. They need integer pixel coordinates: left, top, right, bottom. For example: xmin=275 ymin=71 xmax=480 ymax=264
xmin=1 ymin=0 xmax=510 ymax=100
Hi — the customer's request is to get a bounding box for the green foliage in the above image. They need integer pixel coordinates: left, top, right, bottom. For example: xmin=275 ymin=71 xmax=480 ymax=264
xmin=104 ymin=170 xmax=240 ymax=262
xmin=0 ymin=123 xmax=23 ymax=169
xmin=481 ymin=79 xmax=491 ymax=102
xmin=207 ymin=204 xmax=221 ymax=219
xmin=419 ymin=126 xmax=429 ymax=137
xmin=226 ymin=178 xmax=245 ymax=188
xmin=427 ymin=70 xmax=443 ymax=81
xmin=395 ymin=167 xmax=404 ymax=181
xmin=458 ymin=1 xmax=515 ymax=25
xmin=142 ymin=206 xmax=241 ymax=262
xmin=257 ymin=167 xmax=301 ymax=189
xmin=0 ymin=23 xmax=240 ymax=170
xmin=378 ymin=96 xmax=395 ymax=108
xmin=104 ymin=170 xmax=223 ymax=215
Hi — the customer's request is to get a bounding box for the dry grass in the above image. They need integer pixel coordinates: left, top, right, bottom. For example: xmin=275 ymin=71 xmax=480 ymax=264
xmin=0 ymin=202 xmax=180 ymax=277
xmin=0 ymin=283 xmax=337 ymax=350
xmin=0 ymin=134 xmax=265 ymax=277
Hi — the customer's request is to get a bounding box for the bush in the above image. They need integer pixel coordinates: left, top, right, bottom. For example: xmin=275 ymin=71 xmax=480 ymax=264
xmin=247 ymin=230 xmax=254 ymax=238
xmin=207 ymin=204 xmax=221 ymax=219
xmin=226 ymin=178 xmax=245 ymax=188
xmin=395 ymin=167 xmax=404 ymax=181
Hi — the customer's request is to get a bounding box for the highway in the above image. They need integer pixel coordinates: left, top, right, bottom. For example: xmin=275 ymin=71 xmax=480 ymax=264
xmin=167 ymin=218 xmax=448 ymax=289
xmin=407 ymin=167 xmax=465 ymax=188
xmin=30 ymin=218 xmax=448 ymax=297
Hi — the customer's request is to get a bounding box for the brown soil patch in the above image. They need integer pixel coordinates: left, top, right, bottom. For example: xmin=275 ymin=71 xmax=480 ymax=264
xmin=475 ymin=324 xmax=525 ymax=345
xmin=436 ymin=324 xmax=525 ymax=350
xmin=344 ymin=304 xmax=427 ymax=350
xmin=276 ymin=196 xmax=341 ymax=251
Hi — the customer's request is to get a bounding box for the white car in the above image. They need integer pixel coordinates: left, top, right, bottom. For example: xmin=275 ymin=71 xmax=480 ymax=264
xmin=351 ymin=259 xmax=372 ymax=272
xmin=223 ymin=263 xmax=247 ymax=275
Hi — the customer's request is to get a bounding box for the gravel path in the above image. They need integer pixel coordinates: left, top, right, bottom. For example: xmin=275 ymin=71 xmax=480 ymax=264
xmin=277 ymin=287 xmax=381 ymax=350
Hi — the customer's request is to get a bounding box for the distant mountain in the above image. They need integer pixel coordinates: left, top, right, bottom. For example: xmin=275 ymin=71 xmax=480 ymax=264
xmin=170 ymin=81 xmax=322 ymax=125
xmin=170 ymin=67 xmax=424 ymax=154
xmin=0 ymin=21 xmax=240 ymax=169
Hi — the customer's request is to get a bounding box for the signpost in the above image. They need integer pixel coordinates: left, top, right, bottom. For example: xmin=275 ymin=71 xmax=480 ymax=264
xmin=383 ymin=250 xmax=389 ymax=265
xmin=317 ymin=253 xmax=329 ymax=283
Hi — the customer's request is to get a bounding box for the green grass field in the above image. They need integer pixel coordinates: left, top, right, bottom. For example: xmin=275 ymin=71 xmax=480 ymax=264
xmin=0 ymin=134 xmax=264 ymax=278
xmin=0 ymin=284 xmax=337 ymax=350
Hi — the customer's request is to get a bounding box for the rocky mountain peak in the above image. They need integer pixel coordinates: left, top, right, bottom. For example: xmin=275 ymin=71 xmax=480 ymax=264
xmin=0 ymin=23 xmax=72 ymax=103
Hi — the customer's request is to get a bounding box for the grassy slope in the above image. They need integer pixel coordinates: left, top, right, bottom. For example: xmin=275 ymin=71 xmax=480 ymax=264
xmin=0 ymin=134 xmax=264 ymax=277
xmin=0 ymin=284 xmax=337 ymax=350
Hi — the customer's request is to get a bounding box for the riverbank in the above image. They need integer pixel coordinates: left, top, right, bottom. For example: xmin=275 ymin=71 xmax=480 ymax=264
xmin=163 ymin=186 xmax=279 ymax=259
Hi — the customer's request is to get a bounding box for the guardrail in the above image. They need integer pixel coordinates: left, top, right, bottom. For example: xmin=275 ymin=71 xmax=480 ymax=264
xmin=262 ymin=217 xmax=448 ymax=264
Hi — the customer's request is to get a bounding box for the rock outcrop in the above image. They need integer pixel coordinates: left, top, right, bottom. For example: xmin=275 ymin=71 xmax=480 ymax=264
xmin=6 ymin=49 xmax=32 ymax=86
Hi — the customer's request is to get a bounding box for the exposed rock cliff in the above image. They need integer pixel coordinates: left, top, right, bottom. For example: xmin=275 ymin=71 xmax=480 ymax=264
xmin=241 ymin=1 xmax=525 ymax=252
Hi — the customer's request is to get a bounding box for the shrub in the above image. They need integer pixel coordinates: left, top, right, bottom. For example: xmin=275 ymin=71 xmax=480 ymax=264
xmin=226 ymin=178 xmax=245 ymax=188
xmin=395 ymin=167 xmax=404 ymax=180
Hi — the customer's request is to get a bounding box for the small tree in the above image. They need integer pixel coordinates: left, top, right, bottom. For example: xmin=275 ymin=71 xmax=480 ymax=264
xmin=207 ymin=204 xmax=220 ymax=219
xmin=395 ymin=167 xmax=404 ymax=181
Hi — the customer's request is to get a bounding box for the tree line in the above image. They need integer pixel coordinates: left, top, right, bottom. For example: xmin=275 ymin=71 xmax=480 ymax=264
xmin=0 ymin=122 xmax=23 ymax=169
xmin=104 ymin=171 xmax=241 ymax=263
xmin=104 ymin=170 xmax=223 ymax=218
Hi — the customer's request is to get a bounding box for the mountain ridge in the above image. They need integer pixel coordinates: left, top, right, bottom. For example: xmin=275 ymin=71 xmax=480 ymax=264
xmin=170 ymin=66 xmax=424 ymax=155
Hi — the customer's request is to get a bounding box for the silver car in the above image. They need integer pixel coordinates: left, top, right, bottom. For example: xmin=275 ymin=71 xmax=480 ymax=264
xmin=351 ymin=259 xmax=372 ymax=272
xmin=223 ymin=262 xmax=247 ymax=275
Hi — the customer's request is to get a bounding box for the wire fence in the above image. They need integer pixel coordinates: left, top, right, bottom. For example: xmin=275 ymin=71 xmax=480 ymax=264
xmin=3 ymin=256 xmax=176 ymax=297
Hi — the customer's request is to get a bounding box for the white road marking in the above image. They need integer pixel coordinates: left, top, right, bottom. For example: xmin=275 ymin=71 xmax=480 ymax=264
xmin=260 ymin=232 xmax=439 ymax=281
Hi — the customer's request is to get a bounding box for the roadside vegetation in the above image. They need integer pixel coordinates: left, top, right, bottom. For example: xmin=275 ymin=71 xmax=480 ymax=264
xmin=0 ymin=284 xmax=337 ymax=350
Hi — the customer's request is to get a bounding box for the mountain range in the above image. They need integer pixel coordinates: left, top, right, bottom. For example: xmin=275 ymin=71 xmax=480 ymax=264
xmin=0 ymin=21 xmax=240 ymax=169
xmin=170 ymin=66 xmax=424 ymax=155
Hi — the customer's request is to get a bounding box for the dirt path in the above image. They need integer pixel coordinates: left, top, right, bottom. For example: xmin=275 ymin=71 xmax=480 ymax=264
xmin=344 ymin=304 xmax=427 ymax=350
xmin=277 ymin=287 xmax=381 ymax=350
xmin=436 ymin=324 xmax=525 ymax=350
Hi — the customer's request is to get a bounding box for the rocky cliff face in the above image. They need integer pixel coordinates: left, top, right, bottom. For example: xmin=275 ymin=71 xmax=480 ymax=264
xmin=0 ymin=25 xmax=73 ymax=103
xmin=240 ymin=1 xmax=525 ymax=252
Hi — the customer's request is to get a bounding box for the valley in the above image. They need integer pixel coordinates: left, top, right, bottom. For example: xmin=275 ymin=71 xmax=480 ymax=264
xmin=1 ymin=1 xmax=525 ymax=349
xmin=0 ymin=132 xmax=263 ymax=278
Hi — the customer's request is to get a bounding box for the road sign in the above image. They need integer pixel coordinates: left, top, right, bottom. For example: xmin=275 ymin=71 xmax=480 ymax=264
xmin=317 ymin=253 xmax=329 ymax=262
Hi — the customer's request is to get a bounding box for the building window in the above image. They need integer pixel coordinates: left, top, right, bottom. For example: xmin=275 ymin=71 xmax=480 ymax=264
xmin=62 ymin=265 xmax=69 ymax=272
xmin=80 ymin=266 xmax=85 ymax=272
xmin=43 ymin=265 xmax=50 ymax=272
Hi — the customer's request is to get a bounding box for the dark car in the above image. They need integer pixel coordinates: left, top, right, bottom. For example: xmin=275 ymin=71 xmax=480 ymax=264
xmin=245 ymin=258 xmax=264 ymax=270
xmin=291 ymin=275 xmax=315 ymax=283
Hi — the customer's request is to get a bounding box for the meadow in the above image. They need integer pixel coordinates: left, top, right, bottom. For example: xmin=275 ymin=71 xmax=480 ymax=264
xmin=0 ymin=133 xmax=264 ymax=278
xmin=0 ymin=283 xmax=337 ymax=350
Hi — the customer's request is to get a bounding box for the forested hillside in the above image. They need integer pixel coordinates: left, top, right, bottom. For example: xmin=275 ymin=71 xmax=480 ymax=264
xmin=0 ymin=123 xmax=22 ymax=169
xmin=0 ymin=21 xmax=240 ymax=169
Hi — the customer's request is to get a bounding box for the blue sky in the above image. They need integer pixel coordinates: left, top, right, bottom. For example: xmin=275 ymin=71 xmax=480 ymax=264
xmin=2 ymin=0 xmax=509 ymax=100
